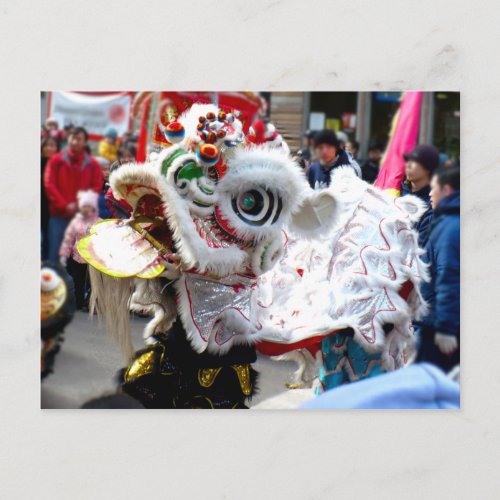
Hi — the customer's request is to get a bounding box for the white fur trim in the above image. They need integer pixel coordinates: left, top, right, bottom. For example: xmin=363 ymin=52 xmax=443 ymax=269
xmin=109 ymin=162 xmax=163 ymax=213
xmin=252 ymin=169 xmax=430 ymax=355
xmin=251 ymin=233 xmax=286 ymax=275
xmin=129 ymin=279 xmax=177 ymax=340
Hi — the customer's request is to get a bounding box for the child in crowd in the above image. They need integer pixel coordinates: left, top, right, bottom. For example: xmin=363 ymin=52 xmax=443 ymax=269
xmin=59 ymin=190 xmax=101 ymax=309
xmin=98 ymin=128 xmax=119 ymax=162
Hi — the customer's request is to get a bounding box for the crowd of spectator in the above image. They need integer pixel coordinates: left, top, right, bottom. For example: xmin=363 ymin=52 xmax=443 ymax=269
xmin=41 ymin=118 xmax=137 ymax=310
xmin=299 ymin=128 xmax=460 ymax=374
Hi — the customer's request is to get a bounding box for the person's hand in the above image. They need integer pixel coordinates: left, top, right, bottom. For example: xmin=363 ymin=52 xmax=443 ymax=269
xmin=59 ymin=256 xmax=67 ymax=267
xmin=435 ymin=333 xmax=458 ymax=355
xmin=65 ymin=202 xmax=78 ymax=218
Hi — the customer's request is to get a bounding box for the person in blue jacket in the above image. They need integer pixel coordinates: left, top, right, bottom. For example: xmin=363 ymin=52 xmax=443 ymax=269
xmin=306 ymin=129 xmax=360 ymax=189
xmin=417 ymin=166 xmax=460 ymax=372
xmin=401 ymin=144 xmax=440 ymax=248
xmin=95 ymin=156 xmax=113 ymax=219
xmin=301 ymin=363 xmax=459 ymax=409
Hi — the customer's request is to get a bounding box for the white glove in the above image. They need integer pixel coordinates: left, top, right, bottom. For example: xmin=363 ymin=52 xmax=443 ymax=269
xmin=159 ymin=254 xmax=181 ymax=280
xmin=435 ymin=333 xmax=458 ymax=355
xmin=59 ymin=256 xmax=68 ymax=267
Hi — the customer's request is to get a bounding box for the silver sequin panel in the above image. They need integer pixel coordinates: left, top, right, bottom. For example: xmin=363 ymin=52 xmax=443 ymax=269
xmin=178 ymin=272 xmax=255 ymax=349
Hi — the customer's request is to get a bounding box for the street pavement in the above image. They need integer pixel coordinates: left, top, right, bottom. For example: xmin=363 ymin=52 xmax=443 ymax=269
xmin=41 ymin=312 xmax=314 ymax=409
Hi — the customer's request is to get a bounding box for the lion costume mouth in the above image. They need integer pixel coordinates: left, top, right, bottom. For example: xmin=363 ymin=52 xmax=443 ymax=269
xmin=77 ymin=218 xmax=173 ymax=279
xmin=193 ymin=214 xmax=237 ymax=249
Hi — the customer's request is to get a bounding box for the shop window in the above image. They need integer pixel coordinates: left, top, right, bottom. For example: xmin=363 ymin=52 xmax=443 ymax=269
xmin=433 ymin=92 xmax=460 ymax=160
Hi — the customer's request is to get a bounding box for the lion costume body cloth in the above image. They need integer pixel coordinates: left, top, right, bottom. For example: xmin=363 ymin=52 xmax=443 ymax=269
xmin=253 ymin=167 xmax=429 ymax=391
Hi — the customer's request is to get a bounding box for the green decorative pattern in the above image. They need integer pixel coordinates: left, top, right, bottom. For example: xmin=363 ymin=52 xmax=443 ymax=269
xmin=161 ymin=148 xmax=187 ymax=176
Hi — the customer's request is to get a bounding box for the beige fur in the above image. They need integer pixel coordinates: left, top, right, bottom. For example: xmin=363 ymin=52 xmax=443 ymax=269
xmin=88 ymin=266 xmax=135 ymax=360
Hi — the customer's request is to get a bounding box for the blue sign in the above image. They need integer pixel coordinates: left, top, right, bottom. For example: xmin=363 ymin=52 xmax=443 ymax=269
xmin=375 ymin=92 xmax=402 ymax=102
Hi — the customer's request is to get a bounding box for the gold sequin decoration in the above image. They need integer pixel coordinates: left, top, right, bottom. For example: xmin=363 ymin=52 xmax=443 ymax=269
xmin=124 ymin=350 xmax=156 ymax=382
xmin=232 ymin=364 xmax=252 ymax=396
xmin=198 ymin=367 xmax=222 ymax=388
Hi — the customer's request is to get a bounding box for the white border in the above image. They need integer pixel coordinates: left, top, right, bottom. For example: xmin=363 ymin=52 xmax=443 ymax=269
xmin=0 ymin=0 xmax=496 ymax=498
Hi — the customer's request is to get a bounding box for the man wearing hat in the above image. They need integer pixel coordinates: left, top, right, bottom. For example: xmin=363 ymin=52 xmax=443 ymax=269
xmin=417 ymin=166 xmax=460 ymax=372
xmin=306 ymin=129 xmax=360 ymax=189
xmin=401 ymin=144 xmax=440 ymax=248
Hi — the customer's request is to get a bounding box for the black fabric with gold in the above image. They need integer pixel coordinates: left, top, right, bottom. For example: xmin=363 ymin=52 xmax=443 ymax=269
xmin=118 ymin=320 xmax=258 ymax=409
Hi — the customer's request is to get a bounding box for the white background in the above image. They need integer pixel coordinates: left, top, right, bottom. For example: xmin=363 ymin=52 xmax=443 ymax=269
xmin=0 ymin=0 xmax=499 ymax=498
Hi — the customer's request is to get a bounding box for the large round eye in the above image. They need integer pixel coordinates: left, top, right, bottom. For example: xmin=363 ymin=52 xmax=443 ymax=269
xmin=231 ymin=188 xmax=282 ymax=226
xmin=237 ymin=190 xmax=263 ymax=215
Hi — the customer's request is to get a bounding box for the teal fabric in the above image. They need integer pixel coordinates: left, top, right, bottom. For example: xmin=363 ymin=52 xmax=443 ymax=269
xmin=318 ymin=333 xmax=385 ymax=392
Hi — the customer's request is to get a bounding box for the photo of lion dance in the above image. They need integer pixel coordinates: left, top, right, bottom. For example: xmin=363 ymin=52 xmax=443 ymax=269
xmin=78 ymin=103 xmax=427 ymax=408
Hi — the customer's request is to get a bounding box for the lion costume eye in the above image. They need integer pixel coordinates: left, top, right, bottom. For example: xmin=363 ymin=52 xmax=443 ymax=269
xmin=231 ymin=188 xmax=282 ymax=226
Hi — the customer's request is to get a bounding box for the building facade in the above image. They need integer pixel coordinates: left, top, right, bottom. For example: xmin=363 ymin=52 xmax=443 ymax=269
xmin=269 ymin=91 xmax=460 ymax=159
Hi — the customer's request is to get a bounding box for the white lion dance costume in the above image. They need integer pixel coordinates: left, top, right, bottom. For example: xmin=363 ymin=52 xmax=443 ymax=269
xmin=78 ymin=102 xmax=428 ymax=408
xmin=78 ymin=104 xmax=305 ymax=408
xmin=254 ymin=167 xmax=429 ymax=392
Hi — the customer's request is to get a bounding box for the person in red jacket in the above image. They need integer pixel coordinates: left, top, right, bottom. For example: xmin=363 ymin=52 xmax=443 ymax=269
xmin=44 ymin=127 xmax=103 ymax=263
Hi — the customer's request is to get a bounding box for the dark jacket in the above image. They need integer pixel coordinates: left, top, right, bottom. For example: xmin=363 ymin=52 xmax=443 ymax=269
xmin=360 ymin=159 xmax=379 ymax=184
xmin=401 ymin=181 xmax=433 ymax=248
xmin=306 ymin=150 xmax=354 ymax=189
xmin=421 ymin=191 xmax=460 ymax=338
xmin=99 ymin=183 xmax=113 ymax=219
